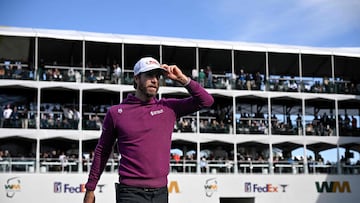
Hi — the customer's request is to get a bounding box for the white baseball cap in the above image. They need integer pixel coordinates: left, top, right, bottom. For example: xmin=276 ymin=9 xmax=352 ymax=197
xmin=133 ymin=57 xmax=167 ymax=76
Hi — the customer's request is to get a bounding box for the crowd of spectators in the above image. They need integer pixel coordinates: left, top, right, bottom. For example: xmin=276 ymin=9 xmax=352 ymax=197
xmin=1 ymin=101 xmax=359 ymax=137
xmin=0 ymin=104 xmax=34 ymax=129
xmin=1 ymin=144 xmax=359 ymax=174
xmin=0 ymin=103 xmax=108 ymax=130
xmin=39 ymin=104 xmax=81 ymax=129
xmin=172 ymin=102 xmax=359 ymax=137
xmin=2 ymin=60 xmax=360 ymax=95
xmin=39 ymin=149 xmax=80 ymax=172
xmin=305 ymin=113 xmax=359 ymax=136
xmin=1 ymin=54 xmax=360 ymax=175
xmin=168 ymin=147 xmax=360 ymax=174
xmin=0 ymin=60 xmax=35 ymax=80
xmin=191 ymin=67 xmax=360 ymax=95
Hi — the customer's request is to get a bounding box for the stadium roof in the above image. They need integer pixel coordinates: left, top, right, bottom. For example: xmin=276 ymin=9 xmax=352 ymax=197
xmin=1 ymin=26 xmax=360 ymax=58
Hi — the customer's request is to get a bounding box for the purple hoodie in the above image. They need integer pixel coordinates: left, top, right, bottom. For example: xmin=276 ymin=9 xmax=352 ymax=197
xmin=85 ymin=80 xmax=214 ymax=190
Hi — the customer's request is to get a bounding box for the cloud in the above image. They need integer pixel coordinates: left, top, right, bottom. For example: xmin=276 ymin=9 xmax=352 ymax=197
xmin=294 ymin=0 xmax=360 ymax=40
xmin=209 ymin=0 xmax=360 ymax=46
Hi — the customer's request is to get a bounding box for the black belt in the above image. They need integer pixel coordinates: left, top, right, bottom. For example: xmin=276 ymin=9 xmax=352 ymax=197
xmin=142 ymin=187 xmax=161 ymax=192
xmin=117 ymin=183 xmax=165 ymax=192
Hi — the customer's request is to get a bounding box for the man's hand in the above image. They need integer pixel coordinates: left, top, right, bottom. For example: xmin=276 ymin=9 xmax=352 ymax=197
xmin=161 ymin=64 xmax=189 ymax=85
xmin=83 ymin=190 xmax=95 ymax=203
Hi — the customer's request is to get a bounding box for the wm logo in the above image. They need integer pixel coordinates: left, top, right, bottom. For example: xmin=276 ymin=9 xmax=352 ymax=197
xmin=315 ymin=181 xmax=351 ymax=193
xmin=168 ymin=181 xmax=180 ymax=193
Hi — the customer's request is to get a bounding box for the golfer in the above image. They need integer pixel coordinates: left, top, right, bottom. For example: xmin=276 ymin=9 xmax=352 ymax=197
xmin=84 ymin=57 xmax=214 ymax=203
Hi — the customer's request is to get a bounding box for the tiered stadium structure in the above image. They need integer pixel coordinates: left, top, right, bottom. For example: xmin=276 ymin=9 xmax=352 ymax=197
xmin=0 ymin=26 xmax=359 ymax=203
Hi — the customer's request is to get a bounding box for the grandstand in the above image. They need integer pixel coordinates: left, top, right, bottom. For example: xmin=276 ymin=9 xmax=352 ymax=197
xmin=0 ymin=26 xmax=359 ymax=203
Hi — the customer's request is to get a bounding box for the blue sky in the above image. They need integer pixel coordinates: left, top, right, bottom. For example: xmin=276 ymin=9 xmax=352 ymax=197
xmin=0 ymin=0 xmax=359 ymax=163
xmin=0 ymin=0 xmax=360 ymax=47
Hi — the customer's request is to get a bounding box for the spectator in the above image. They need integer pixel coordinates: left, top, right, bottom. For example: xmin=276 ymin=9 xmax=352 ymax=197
xmin=112 ymin=64 xmax=122 ymax=84
xmin=344 ymin=114 xmax=351 ymax=129
xmin=288 ymin=77 xmax=298 ymax=91
xmin=3 ymin=104 xmax=13 ymax=127
xmin=238 ymin=69 xmax=245 ymax=89
xmin=198 ymin=69 xmax=206 ymax=87
xmin=0 ymin=149 xmax=3 ymax=161
xmin=296 ymin=114 xmax=302 ymax=135
xmin=352 ymin=116 xmax=357 ymax=129
xmin=38 ymin=59 xmax=45 ymax=81
xmin=206 ymin=66 xmax=213 ymax=88
xmin=75 ymin=71 xmax=82 ymax=83
xmin=20 ymin=106 xmax=29 ymax=129
xmin=53 ymin=68 xmax=63 ymax=81
xmin=45 ymin=69 xmax=53 ymax=81
xmin=254 ymin=72 xmax=262 ymax=90
xmin=87 ymin=70 xmax=97 ymax=83
xmin=59 ymin=151 xmax=68 ymax=172
xmin=13 ymin=61 xmax=23 ymax=79
xmin=323 ymin=76 xmax=330 ymax=92
xmin=191 ymin=67 xmax=198 ymax=81
xmin=67 ymin=68 xmax=76 ymax=82
xmin=0 ymin=104 xmax=4 ymax=128
xmin=73 ymin=108 xmax=81 ymax=129
xmin=200 ymin=156 xmax=207 ymax=173
xmin=245 ymin=73 xmax=252 ymax=90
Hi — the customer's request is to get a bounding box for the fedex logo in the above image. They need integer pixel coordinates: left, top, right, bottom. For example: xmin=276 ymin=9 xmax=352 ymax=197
xmin=54 ymin=182 xmax=85 ymax=193
xmin=54 ymin=182 xmax=105 ymax=193
xmin=245 ymin=182 xmax=288 ymax=193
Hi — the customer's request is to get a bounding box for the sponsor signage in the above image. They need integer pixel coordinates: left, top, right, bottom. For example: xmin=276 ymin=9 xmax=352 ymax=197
xmin=204 ymin=178 xmax=217 ymax=197
xmin=245 ymin=182 xmax=288 ymax=193
xmin=168 ymin=181 xmax=180 ymax=194
xmin=53 ymin=182 xmax=105 ymax=193
xmin=315 ymin=181 xmax=351 ymax=193
xmin=54 ymin=182 xmax=86 ymax=193
xmin=4 ymin=177 xmax=21 ymax=198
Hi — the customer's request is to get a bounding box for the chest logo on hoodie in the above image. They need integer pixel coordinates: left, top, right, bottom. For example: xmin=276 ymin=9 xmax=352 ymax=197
xmin=117 ymin=108 xmax=123 ymax=114
xmin=150 ymin=109 xmax=164 ymax=116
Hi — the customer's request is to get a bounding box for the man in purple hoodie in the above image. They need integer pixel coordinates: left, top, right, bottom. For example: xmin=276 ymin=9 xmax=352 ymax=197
xmin=84 ymin=57 xmax=214 ymax=203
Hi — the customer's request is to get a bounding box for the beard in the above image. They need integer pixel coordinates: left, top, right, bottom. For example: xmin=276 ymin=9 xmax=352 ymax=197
xmin=138 ymin=83 xmax=159 ymax=98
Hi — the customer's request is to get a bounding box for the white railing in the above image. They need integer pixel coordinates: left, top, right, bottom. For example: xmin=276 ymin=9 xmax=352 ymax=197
xmin=1 ymin=158 xmax=359 ymax=175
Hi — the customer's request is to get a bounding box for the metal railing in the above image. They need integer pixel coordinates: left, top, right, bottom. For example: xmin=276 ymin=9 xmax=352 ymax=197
xmin=1 ymin=158 xmax=359 ymax=175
